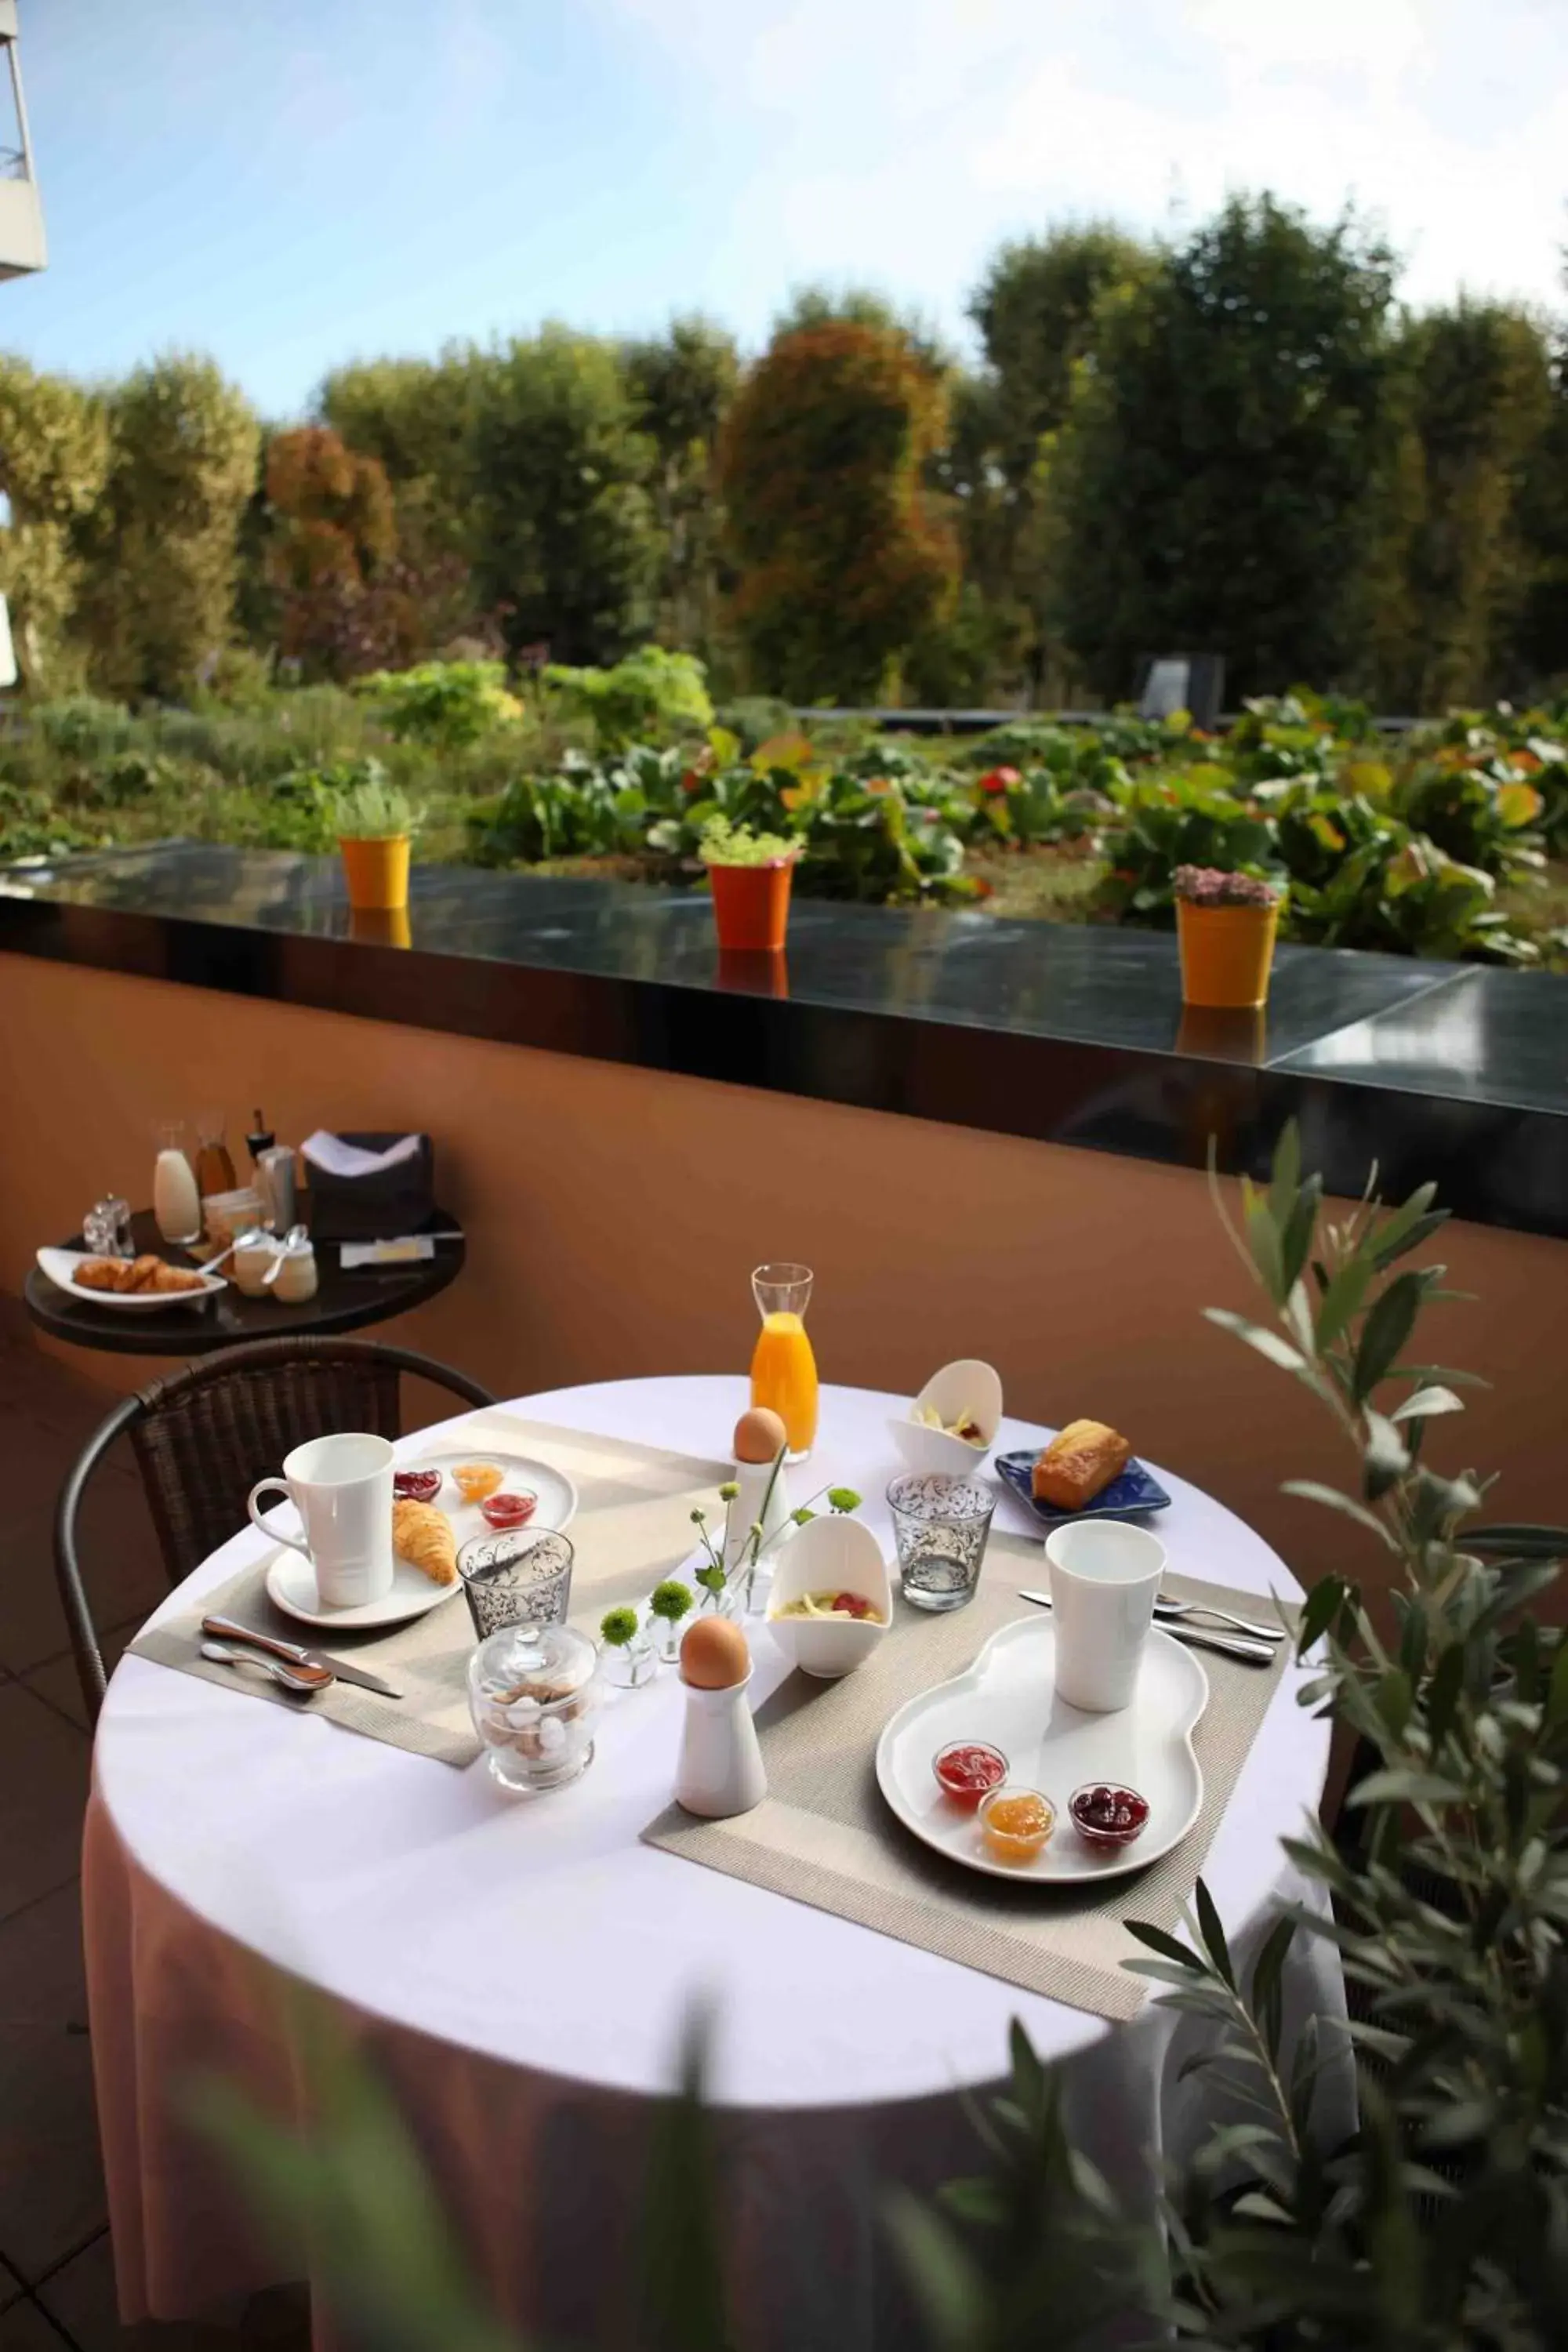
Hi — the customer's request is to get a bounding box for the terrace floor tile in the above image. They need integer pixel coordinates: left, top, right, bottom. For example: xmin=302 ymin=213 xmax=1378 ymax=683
xmin=0 ymin=1685 xmax=89 ymax=1922
xmin=0 ymin=1882 xmax=104 ymax=2283
xmin=36 ymin=2234 xmax=311 ymax=2351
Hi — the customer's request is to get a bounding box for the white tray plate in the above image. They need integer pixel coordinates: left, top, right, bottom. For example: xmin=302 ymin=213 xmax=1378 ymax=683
xmin=876 ymin=1616 xmax=1207 ymax=1884
xmin=262 ymin=1445 xmax=579 ymax=1630
xmin=37 ymin=1245 xmax=227 ymax=1311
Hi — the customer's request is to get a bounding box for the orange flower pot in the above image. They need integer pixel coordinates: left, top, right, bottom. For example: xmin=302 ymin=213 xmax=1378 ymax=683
xmin=709 ymin=858 xmax=793 ymax=953
xmin=1176 ymin=900 xmax=1279 ymax=1008
xmin=339 ymin=834 xmax=410 ymax=913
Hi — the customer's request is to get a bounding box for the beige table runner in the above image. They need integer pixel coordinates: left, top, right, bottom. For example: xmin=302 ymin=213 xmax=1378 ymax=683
xmin=129 ymin=1413 xmax=728 ymax=1768
xmin=644 ymin=1533 xmax=1297 ymax=2023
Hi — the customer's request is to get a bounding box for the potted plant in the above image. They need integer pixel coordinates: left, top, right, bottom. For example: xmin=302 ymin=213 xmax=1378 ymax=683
xmin=331 ymin=765 xmax=419 ymax=914
xmin=1173 ymin=862 xmax=1284 ymax=1008
xmin=698 ymin=816 xmax=799 ymax=953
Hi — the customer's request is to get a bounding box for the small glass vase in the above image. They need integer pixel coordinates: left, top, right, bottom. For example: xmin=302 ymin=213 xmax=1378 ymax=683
xmin=699 ymin=1574 xmax=745 ymax=1622
xmin=651 ymin=1609 xmax=691 ymax=1666
xmin=600 ymin=1628 xmax=657 ymax=1689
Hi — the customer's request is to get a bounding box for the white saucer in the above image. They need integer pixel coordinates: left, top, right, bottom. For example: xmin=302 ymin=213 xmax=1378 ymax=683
xmin=264 ymin=1547 xmax=463 ymax=1632
xmin=876 ymin=1616 xmax=1207 ymax=1884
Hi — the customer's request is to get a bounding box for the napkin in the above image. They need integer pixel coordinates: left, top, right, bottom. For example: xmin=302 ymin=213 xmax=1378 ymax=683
xmin=301 ymin=1131 xmax=424 ymax=1179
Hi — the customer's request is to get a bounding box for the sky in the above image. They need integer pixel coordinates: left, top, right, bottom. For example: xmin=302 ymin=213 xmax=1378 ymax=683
xmin=4 ymin=0 xmax=1565 ymax=418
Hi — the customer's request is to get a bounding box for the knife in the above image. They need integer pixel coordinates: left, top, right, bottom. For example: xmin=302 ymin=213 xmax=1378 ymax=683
xmin=201 ymin=1613 xmax=404 ymax=1698
xmin=1016 ymin=1591 xmax=1274 ymax=1668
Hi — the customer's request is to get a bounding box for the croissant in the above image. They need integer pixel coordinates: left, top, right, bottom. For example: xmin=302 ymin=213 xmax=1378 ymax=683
xmin=74 ymin=1257 xmax=130 ymax=1292
xmin=124 ymin=1254 xmax=165 ymax=1293
xmin=150 ymin=1261 xmax=207 ymax=1293
xmin=393 ymin=1498 xmax=458 ymax=1585
xmin=1032 ymin=1419 xmax=1131 ymax=1510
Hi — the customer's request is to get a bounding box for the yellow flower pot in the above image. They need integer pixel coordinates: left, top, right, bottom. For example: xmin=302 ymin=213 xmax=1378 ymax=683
xmin=339 ymin=834 xmax=410 ymax=913
xmin=1176 ymin=899 xmax=1279 ymax=1009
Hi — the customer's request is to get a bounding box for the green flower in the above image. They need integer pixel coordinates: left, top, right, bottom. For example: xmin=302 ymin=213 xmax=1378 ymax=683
xmin=791 ymin=1505 xmax=816 ymax=1526
xmin=600 ymin=1606 xmax=640 ymax=1648
xmin=718 ymin=1480 xmax=739 ymax=1502
xmin=689 ymin=1507 xmax=707 ymax=1525
xmin=695 ymin=1562 xmax=727 ymax=1595
xmin=826 ymin=1487 xmax=862 ymax=1513
xmin=648 ymin=1578 xmax=694 ymax=1624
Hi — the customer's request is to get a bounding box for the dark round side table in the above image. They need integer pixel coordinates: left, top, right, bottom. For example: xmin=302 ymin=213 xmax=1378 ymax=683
xmin=24 ymin=1209 xmax=466 ymax=1357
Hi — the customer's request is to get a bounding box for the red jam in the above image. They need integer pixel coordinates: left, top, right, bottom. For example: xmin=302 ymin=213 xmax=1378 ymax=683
xmin=1069 ymin=1783 xmax=1150 ymax=1847
xmin=933 ymin=1741 xmax=1008 ymax=1808
xmin=480 ymin=1490 xmax=538 ymax=1530
xmin=832 ymin=1591 xmax=876 ymax=1621
xmin=394 ymin=1468 xmax=442 ymax=1503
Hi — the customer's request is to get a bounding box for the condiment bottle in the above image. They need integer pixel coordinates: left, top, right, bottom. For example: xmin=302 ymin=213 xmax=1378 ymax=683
xmin=194 ymin=1109 xmax=237 ymax=1199
xmin=152 ymin=1124 xmax=202 ymax=1247
xmin=245 ymin=1109 xmax=274 ymax=1169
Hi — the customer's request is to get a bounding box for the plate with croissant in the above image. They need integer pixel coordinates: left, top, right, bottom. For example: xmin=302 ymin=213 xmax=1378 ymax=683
xmin=263 ymin=1443 xmax=578 ymax=1631
xmin=38 ymin=1247 xmax=227 ymax=1310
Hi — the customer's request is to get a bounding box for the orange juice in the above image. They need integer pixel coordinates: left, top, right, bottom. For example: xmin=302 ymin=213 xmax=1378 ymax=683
xmin=750 ymin=1311 xmax=818 ymax=1456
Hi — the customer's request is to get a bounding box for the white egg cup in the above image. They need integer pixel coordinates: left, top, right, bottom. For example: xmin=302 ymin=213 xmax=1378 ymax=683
xmin=888 ymin=1359 xmax=1004 ymax=1478
xmin=765 ymin=1515 xmax=891 ymax=1679
xmin=675 ymin=1666 xmax=767 ymax=1817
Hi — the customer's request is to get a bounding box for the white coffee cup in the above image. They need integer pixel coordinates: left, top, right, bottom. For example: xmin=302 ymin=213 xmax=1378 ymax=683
xmin=1044 ymin=1519 xmax=1166 ymax=1711
xmin=247 ymin=1432 xmax=395 ymax=1610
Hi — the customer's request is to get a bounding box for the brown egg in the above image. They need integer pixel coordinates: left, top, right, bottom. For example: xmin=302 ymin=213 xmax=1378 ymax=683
xmin=734 ymin=1404 xmax=787 ymax=1465
xmin=681 ymin=1616 xmax=750 ymax=1689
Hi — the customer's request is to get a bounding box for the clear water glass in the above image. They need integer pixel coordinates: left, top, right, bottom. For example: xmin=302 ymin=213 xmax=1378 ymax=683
xmin=887 ymin=1473 xmax=996 ymax=1613
xmin=456 ymin=1529 xmax=575 ymax=1640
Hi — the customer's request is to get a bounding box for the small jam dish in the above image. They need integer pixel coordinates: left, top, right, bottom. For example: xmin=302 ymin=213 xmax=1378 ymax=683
xmin=932 ymin=1740 xmax=1007 ymax=1809
xmin=766 ymin=1515 xmax=891 ymax=1679
xmin=1068 ymin=1781 xmax=1150 ymax=1849
xmin=977 ymin=1786 xmax=1057 ymax=1865
xmin=889 ymin=1359 xmax=1004 ymax=1478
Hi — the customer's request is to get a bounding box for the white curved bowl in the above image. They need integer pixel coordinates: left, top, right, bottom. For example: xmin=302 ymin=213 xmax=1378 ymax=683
xmin=889 ymin=1358 xmax=1003 ymax=1476
xmin=766 ymin=1515 xmax=892 ymax=1679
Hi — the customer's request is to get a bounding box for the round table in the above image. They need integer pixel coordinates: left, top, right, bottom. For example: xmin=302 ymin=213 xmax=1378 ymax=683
xmin=24 ymin=1207 xmax=464 ymax=1356
xmin=85 ymin=1378 xmax=1343 ymax=2347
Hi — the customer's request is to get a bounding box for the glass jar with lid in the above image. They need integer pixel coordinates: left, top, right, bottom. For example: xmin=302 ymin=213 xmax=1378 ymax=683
xmin=466 ymin=1621 xmax=601 ymax=1792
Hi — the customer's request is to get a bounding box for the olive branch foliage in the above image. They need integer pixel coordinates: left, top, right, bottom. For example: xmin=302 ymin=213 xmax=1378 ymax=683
xmin=197 ymin=1127 xmax=1568 ymax=2350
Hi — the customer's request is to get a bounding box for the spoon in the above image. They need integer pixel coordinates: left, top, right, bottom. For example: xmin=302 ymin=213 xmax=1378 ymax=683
xmin=262 ymin=1223 xmax=308 ymax=1286
xmin=201 ymin=1638 xmax=332 ymax=1693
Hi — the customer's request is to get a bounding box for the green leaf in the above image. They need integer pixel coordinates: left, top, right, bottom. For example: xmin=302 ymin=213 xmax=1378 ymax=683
xmin=1265 ymin=1120 xmax=1301 ymax=1227
xmin=1203 ymin=1308 xmax=1306 ymax=1374
xmin=1123 ymin=1918 xmax=1202 ymax=1971
xmin=1390 ymin=1384 xmax=1465 ymax=1423
xmin=1279 ymin=1174 xmax=1323 ymax=1295
xmin=1295 ymin=1573 xmax=1349 ymax=1653
xmin=1360 ymin=1409 xmax=1410 ymax=1501
xmin=882 ymin=2194 xmax=986 ymax=2352
xmin=1313 ymin=1254 xmax=1373 ymax=1352
xmin=1344 ymin=1769 xmax=1468 ymax=1810
xmin=1250 ymin=1915 xmax=1295 ymax=2062
xmin=1464 ymin=1522 xmax=1568 ymax=1559
xmin=1425 ymin=1642 xmax=1465 ymax=1748
xmin=1244 ymin=1196 xmax=1287 ymax=1304
xmin=1281 ymin=1481 xmax=1396 ymax=1548
xmin=1352 ymin=1271 xmax=1425 ymax=1403
xmin=1193 ymin=1880 xmax=1236 ymax=1989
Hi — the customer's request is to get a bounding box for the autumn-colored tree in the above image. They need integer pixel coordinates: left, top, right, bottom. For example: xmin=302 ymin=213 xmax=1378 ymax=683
xmin=263 ymin=424 xmax=415 ymax=678
xmin=719 ymin=321 xmax=957 ymax=702
xmin=74 ymin=355 xmax=259 ymax=701
xmin=0 ymin=356 xmax=108 ymax=687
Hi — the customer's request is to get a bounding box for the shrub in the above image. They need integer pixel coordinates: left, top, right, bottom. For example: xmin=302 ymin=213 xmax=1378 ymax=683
xmin=543 ymin=647 xmax=713 ymax=749
xmin=358 ymin=659 xmax=522 ymax=750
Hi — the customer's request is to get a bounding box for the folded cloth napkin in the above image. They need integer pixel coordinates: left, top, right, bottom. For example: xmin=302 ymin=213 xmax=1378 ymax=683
xmin=301 ymin=1131 xmax=424 ymax=1179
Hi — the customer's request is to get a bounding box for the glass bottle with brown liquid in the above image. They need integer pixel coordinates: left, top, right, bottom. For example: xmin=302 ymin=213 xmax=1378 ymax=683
xmin=193 ymin=1108 xmax=237 ymax=1199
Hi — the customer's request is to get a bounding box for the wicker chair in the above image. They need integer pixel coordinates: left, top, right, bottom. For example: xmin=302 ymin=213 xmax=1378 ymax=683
xmin=53 ymin=1335 xmax=496 ymax=1726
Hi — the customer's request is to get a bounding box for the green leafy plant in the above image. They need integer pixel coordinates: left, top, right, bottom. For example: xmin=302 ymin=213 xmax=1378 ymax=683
xmin=695 ymin=814 xmax=797 ymax=866
xmin=597 ymin=1605 xmax=640 ymax=1648
xmin=543 ymin=647 xmax=713 ymax=750
xmin=358 ymin=660 xmax=524 ymax=750
xmin=1093 ymin=770 xmax=1282 ymax=924
xmin=325 ymin=760 xmax=419 ymax=841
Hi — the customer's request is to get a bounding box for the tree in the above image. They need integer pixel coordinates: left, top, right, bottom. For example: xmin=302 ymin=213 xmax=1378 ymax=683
xmin=263 ymin=424 xmax=416 ymax=679
xmin=621 ymin=316 xmax=738 ymax=658
xmin=0 ymin=357 xmax=109 ymax=688
xmin=1052 ymin=196 xmax=1397 ymax=702
xmin=719 ymin=320 xmax=959 ymax=701
xmin=76 ymin=355 xmax=260 ymax=701
xmin=467 ymin=328 xmax=659 ymax=664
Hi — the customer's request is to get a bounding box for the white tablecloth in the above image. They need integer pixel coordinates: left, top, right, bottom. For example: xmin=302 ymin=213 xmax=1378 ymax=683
xmin=86 ymin=1378 xmax=1345 ymax=2347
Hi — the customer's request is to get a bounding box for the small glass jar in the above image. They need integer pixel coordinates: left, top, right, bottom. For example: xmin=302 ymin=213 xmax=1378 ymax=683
xmin=82 ymin=1196 xmax=133 ymax=1258
xmin=467 ymin=1621 xmax=602 ymax=1792
xmin=202 ymin=1185 xmax=267 ymax=1250
xmin=272 ymin=1235 xmax=318 ymax=1303
xmin=230 ymin=1229 xmax=281 ymax=1297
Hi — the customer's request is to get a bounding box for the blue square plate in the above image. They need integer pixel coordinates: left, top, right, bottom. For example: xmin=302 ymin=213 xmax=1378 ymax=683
xmin=994 ymin=1446 xmax=1172 ymax=1529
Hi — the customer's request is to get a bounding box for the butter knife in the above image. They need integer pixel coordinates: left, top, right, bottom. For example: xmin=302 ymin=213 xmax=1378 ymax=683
xmin=201 ymin=1614 xmax=404 ymax=1698
xmin=1017 ymin=1591 xmax=1273 ymax=1668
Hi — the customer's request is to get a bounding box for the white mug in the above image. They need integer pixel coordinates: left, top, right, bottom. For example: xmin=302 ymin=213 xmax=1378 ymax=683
xmin=1045 ymin=1519 xmax=1166 ymax=1712
xmin=247 ymin=1432 xmax=395 ymax=1610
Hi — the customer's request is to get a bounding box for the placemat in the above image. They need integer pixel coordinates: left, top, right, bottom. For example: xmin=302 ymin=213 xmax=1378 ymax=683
xmin=130 ymin=1414 xmax=728 ymax=1767
xmin=644 ymin=1534 xmax=1298 ymax=2022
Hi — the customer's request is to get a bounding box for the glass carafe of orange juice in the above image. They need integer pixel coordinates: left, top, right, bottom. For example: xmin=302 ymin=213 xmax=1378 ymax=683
xmin=750 ymin=1261 xmax=818 ymax=1459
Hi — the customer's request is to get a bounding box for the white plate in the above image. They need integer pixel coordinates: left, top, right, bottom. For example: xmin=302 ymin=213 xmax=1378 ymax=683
xmin=37 ymin=1245 xmax=227 ymax=1311
xmin=875 ymin=1616 xmax=1207 ymax=1884
xmin=261 ymin=1444 xmax=579 ymax=1631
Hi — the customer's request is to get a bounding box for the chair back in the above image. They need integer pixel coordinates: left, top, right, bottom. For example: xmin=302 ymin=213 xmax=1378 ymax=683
xmin=55 ymin=1335 xmax=497 ymax=1721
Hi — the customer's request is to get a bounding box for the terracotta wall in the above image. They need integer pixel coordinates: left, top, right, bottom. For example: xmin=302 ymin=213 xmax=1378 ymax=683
xmin=2 ymin=949 xmax=1563 ymax=1609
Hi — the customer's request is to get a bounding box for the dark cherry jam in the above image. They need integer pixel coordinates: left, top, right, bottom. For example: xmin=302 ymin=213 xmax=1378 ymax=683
xmin=1069 ymin=1784 xmax=1150 ymax=1847
xmin=933 ymin=1741 xmax=1008 ymax=1808
xmin=394 ymin=1468 xmax=442 ymax=1503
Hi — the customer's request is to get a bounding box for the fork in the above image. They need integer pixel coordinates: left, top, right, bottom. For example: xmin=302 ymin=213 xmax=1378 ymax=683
xmin=1155 ymin=1594 xmax=1286 ymax=1646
